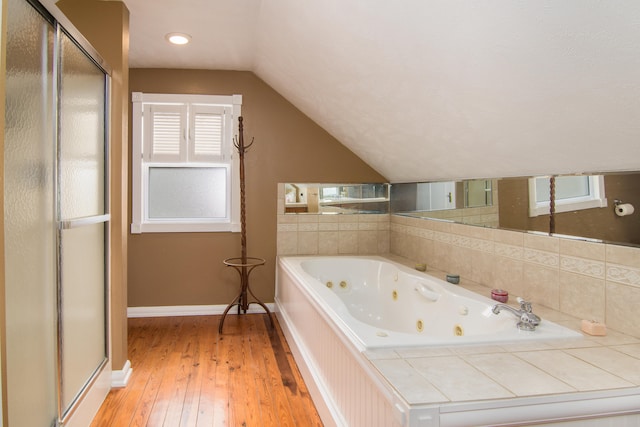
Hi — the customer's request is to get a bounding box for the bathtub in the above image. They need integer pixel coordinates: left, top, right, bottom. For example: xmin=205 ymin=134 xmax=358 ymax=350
xmin=275 ymin=255 xmax=640 ymax=427
xmin=278 ymin=255 xmax=580 ymax=351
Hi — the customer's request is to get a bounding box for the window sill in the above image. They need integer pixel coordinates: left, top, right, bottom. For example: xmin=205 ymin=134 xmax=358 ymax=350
xmin=131 ymin=222 xmax=240 ymax=234
xmin=529 ymin=198 xmax=608 ymax=217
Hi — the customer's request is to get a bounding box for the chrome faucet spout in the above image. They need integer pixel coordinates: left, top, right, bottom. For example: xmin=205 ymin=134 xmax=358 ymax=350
xmin=492 ymin=298 xmax=541 ymax=331
xmin=492 ymin=303 xmax=520 ymax=316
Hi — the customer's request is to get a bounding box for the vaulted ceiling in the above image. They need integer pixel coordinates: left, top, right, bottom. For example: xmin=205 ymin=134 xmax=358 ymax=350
xmin=79 ymin=1 xmax=640 ymax=182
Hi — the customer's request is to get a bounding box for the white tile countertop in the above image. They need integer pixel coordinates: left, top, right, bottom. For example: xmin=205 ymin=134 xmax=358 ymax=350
xmin=366 ymin=257 xmax=640 ymax=409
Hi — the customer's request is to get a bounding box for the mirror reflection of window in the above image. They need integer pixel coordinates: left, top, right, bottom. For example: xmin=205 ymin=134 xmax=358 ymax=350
xmin=529 ymin=175 xmax=606 ymax=217
xmin=389 ymin=173 xmax=638 ymax=244
xmin=464 ymin=179 xmax=493 ymax=208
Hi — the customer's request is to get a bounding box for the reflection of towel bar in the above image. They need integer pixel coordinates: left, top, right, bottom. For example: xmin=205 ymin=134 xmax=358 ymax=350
xmin=414 ymin=282 xmax=440 ymax=302
xmin=60 ymin=214 xmax=111 ymax=230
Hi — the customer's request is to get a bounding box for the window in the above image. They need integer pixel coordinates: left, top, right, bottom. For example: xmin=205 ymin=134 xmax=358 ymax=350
xmin=528 ymin=175 xmax=607 ymax=217
xmin=131 ymin=92 xmax=242 ymax=233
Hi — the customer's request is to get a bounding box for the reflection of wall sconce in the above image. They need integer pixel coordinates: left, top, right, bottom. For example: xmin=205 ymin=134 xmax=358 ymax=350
xmin=614 ymin=199 xmax=635 ymax=217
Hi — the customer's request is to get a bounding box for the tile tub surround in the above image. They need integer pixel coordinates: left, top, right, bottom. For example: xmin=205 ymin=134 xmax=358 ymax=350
xmin=275 ymin=190 xmax=640 ymax=424
xmin=278 ymin=252 xmax=640 ymax=426
xmin=277 ymin=184 xmax=390 ymax=256
xmin=366 ymin=334 xmax=640 ymax=425
xmin=277 ymin=212 xmax=390 ymax=256
xmin=364 ymin=256 xmax=640 ymax=425
xmin=390 ymin=214 xmax=640 ymax=340
xmin=275 ymin=186 xmax=640 ymax=339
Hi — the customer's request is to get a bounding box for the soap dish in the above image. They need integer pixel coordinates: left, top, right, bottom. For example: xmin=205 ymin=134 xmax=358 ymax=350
xmin=446 ymin=274 xmax=460 ymax=284
xmin=581 ymin=319 xmax=607 ymax=336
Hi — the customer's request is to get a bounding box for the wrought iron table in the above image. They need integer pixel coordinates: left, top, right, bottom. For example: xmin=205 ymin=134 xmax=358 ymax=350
xmin=218 ymin=256 xmax=274 ymax=333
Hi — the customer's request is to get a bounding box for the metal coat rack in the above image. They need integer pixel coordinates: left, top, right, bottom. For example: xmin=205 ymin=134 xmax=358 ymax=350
xmin=219 ymin=116 xmax=274 ymax=333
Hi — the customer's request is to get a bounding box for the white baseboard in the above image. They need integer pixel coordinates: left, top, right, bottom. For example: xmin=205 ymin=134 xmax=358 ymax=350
xmin=111 ymin=360 xmax=132 ymax=388
xmin=127 ymin=303 xmax=276 ymax=318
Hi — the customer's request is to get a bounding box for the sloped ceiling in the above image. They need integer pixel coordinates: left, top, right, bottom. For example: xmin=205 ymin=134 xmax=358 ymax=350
xmin=89 ymin=1 xmax=640 ymax=181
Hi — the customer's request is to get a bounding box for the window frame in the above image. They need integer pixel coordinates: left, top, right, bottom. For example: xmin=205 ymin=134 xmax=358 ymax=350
xmin=528 ymin=175 xmax=607 ymax=217
xmin=131 ymin=92 xmax=242 ymax=233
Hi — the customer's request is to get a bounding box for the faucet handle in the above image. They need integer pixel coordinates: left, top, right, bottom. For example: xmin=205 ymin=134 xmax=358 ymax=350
xmin=516 ymin=297 xmax=533 ymax=313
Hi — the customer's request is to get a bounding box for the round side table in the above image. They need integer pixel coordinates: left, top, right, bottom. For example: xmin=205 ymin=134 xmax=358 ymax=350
xmin=218 ymin=256 xmax=274 ymax=333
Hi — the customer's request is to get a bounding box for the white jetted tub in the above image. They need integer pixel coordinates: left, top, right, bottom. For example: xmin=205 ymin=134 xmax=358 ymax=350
xmin=275 ymin=256 xmax=640 ymax=427
xmin=278 ymin=255 xmax=579 ymax=351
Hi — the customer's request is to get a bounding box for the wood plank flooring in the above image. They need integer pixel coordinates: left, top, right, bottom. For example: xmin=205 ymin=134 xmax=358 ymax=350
xmin=91 ymin=314 xmax=323 ymax=427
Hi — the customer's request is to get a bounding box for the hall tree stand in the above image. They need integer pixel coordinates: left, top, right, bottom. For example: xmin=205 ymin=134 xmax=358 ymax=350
xmin=219 ymin=117 xmax=274 ymax=333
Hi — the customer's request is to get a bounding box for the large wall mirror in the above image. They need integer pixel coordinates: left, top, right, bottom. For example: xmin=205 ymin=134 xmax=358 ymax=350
xmin=391 ymin=171 xmax=640 ymax=247
xmin=284 ymin=183 xmax=389 ymax=214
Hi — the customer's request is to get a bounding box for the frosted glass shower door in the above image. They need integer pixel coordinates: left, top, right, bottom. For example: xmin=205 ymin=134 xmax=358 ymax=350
xmin=58 ymin=30 xmax=109 ymax=417
xmin=5 ymin=0 xmax=110 ymax=423
xmin=4 ymin=0 xmax=57 ymax=425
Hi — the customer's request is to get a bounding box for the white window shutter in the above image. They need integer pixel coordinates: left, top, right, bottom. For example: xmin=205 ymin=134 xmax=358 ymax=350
xmin=144 ymin=104 xmax=187 ymax=161
xmin=189 ymin=105 xmax=228 ymax=162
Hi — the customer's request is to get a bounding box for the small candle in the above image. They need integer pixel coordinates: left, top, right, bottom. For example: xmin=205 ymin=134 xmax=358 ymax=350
xmin=491 ymin=289 xmax=509 ymax=303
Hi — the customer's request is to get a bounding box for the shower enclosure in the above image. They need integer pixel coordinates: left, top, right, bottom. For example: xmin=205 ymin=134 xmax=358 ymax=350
xmin=4 ymin=0 xmax=110 ymax=425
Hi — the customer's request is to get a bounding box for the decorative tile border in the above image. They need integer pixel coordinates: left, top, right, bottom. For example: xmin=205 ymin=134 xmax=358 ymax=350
xmin=393 ymin=223 xmax=496 ymax=254
xmin=434 ymin=231 xmax=453 ymax=245
xmin=277 ymin=223 xmax=298 ymax=232
xmin=523 ymin=248 xmax=560 ymax=268
xmin=357 ymin=222 xmax=378 ymax=231
xmin=560 ymin=255 xmax=605 ymax=279
xmin=606 ymin=264 xmax=640 ymax=288
xmin=277 ymin=214 xmax=298 ymax=224
xmin=468 ymin=237 xmax=494 ymax=253
xmin=417 ymin=228 xmax=434 ymax=239
xmin=318 ymin=215 xmax=341 ymax=223
xmin=450 ymin=234 xmax=471 ymax=248
xmin=339 ymin=222 xmax=359 ymax=231
xmin=298 ymin=223 xmax=319 ymax=232
xmin=494 ymin=243 xmax=523 ymax=260
xmin=406 ymin=226 xmax=420 ymax=237
xmin=318 ymin=222 xmax=339 ymax=231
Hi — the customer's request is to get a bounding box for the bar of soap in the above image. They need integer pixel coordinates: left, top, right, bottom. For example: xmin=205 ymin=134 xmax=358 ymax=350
xmin=581 ymin=319 xmax=607 ymax=336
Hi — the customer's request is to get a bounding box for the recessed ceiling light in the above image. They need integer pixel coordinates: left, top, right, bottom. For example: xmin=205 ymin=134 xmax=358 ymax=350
xmin=165 ymin=32 xmax=191 ymax=45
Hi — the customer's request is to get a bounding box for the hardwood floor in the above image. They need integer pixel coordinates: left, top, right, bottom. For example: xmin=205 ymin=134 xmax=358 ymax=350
xmin=91 ymin=314 xmax=323 ymax=426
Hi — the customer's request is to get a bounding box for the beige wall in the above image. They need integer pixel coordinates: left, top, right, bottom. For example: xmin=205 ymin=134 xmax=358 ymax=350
xmin=0 ymin=0 xmax=7 ymax=422
xmin=56 ymin=0 xmax=130 ymax=370
xmin=128 ymin=69 xmax=386 ymax=307
xmin=554 ymin=173 xmax=640 ymax=244
xmin=497 ymin=177 xmax=549 ymax=234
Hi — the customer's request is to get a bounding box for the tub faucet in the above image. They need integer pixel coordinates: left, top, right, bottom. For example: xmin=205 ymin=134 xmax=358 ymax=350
xmin=492 ymin=297 xmax=541 ymax=331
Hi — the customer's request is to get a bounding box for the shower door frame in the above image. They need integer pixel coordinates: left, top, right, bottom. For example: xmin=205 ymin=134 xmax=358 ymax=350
xmin=54 ymin=28 xmax=112 ymax=427
xmin=54 ymin=23 xmax=112 ymax=426
xmin=20 ymin=0 xmax=114 ymax=425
